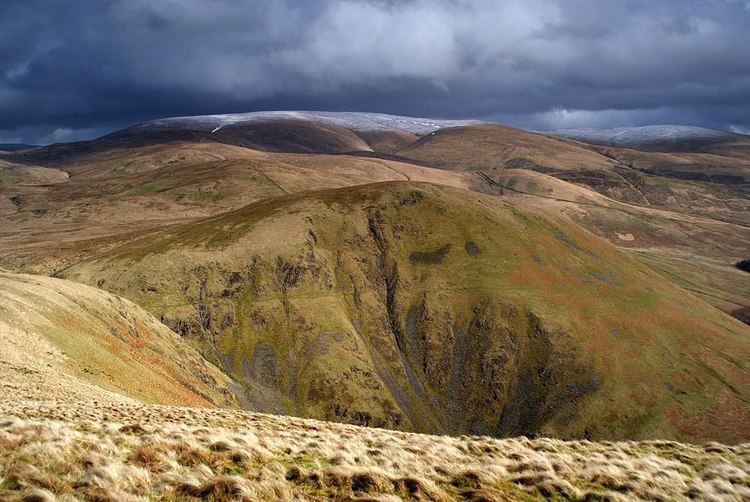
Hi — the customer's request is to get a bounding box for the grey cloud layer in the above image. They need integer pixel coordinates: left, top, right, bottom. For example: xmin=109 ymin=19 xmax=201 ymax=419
xmin=1 ymin=0 xmax=749 ymax=143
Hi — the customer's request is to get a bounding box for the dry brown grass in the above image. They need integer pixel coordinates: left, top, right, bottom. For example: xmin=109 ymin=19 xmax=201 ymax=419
xmin=396 ymin=123 xmax=618 ymax=172
xmin=1 ymin=400 xmax=748 ymax=501
xmin=0 ymin=141 xmax=474 ymax=274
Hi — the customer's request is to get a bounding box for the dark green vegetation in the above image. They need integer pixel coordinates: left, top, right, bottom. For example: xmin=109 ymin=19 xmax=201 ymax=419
xmin=63 ymin=182 xmax=750 ymax=442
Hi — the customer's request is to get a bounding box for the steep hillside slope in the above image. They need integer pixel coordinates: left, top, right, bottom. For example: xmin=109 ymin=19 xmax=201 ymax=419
xmin=0 ymin=271 xmax=238 ymax=407
xmin=390 ymin=123 xmax=750 ymax=317
xmin=479 ymin=168 xmax=750 ymax=323
xmin=2 ymin=401 xmax=748 ymax=501
xmin=63 ymin=182 xmax=750 ymax=442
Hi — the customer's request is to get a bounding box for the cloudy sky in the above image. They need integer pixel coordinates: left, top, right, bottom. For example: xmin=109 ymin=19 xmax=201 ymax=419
xmin=2 ymin=0 xmax=749 ymax=144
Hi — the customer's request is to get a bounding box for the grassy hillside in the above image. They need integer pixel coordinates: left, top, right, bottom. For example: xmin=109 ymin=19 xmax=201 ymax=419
xmin=385 ymin=123 xmax=750 ymax=319
xmin=396 ymin=124 xmax=616 ymax=172
xmin=0 ymin=159 xmax=68 ymax=187
xmin=593 ymin=147 xmax=750 ymax=184
xmin=395 ymin=124 xmax=750 ymax=226
xmin=63 ymin=182 xmax=750 ymax=442
xmin=479 ymin=168 xmax=750 ymax=311
xmin=3 ymin=125 xmax=746 ymax=315
xmin=0 ymin=271 xmax=238 ymax=407
xmin=2 ymin=401 xmax=748 ymax=501
xmin=0 ymin=141 xmax=476 ymax=273
xmin=2 ymin=128 xmax=748 ymax=325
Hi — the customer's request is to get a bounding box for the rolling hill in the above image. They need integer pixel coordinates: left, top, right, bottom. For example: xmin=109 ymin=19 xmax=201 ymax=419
xmin=591 ymin=146 xmax=750 ymax=185
xmin=0 ymin=140 xmax=478 ymax=273
xmin=59 ymin=182 xmax=750 ymax=443
xmin=396 ymin=123 xmax=617 ymax=172
xmin=374 ymin=120 xmax=750 ymax=323
xmin=96 ymin=110 xmax=478 ymax=155
xmin=106 ymin=110 xmax=480 ymax=140
xmin=2 ymin=113 xmax=748 ymax=324
xmin=391 ymin=123 xmax=749 ymax=224
xmin=1 ymin=112 xmax=748 ymax=441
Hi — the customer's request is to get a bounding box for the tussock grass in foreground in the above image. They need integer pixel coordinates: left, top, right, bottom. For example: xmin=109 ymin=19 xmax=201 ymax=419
xmin=1 ymin=401 xmax=748 ymax=501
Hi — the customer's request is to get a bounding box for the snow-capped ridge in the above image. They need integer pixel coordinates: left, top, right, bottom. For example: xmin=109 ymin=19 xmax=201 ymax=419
xmin=550 ymin=125 xmax=737 ymax=148
xmin=113 ymin=111 xmax=482 ymax=138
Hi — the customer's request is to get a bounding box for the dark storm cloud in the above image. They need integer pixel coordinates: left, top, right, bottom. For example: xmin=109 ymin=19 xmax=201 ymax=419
xmin=1 ymin=0 xmax=749 ymax=143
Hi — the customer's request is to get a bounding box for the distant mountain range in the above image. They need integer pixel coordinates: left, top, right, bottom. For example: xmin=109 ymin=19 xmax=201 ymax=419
xmin=108 ymin=110 xmax=748 ymax=149
xmin=8 ymin=113 xmax=748 ymax=155
xmin=0 ymin=143 xmax=39 ymax=151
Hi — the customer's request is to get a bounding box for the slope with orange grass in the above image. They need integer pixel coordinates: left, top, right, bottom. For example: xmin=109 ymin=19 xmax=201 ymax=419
xmin=0 ymin=271 xmax=238 ymax=408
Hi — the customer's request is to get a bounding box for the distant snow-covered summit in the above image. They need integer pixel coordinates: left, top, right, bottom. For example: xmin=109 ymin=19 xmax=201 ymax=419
xmin=550 ymin=125 xmax=738 ymax=150
xmin=107 ymin=111 xmax=482 ymax=139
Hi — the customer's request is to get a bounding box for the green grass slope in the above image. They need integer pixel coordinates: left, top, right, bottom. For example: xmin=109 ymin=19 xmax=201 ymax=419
xmin=62 ymin=182 xmax=750 ymax=442
xmin=0 ymin=271 xmax=239 ymax=408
